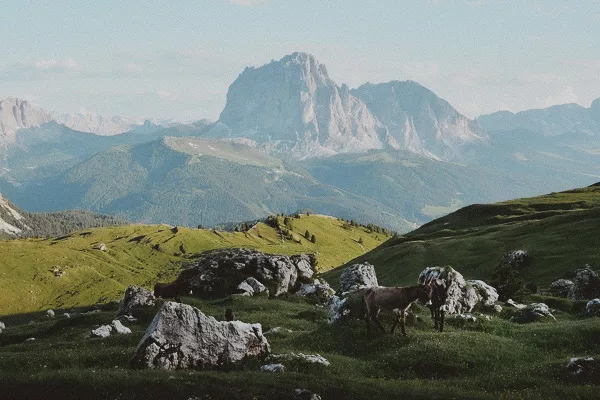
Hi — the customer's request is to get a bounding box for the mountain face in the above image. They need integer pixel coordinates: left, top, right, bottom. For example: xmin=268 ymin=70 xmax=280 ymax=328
xmin=0 ymin=192 xmax=30 ymax=235
xmin=0 ymin=98 xmax=52 ymax=146
xmin=477 ymin=99 xmax=600 ymax=136
xmin=52 ymin=113 xmax=138 ymax=136
xmin=214 ymin=52 xmax=385 ymax=159
xmin=352 ymin=81 xmax=487 ymax=160
xmin=212 ymin=52 xmax=482 ymax=160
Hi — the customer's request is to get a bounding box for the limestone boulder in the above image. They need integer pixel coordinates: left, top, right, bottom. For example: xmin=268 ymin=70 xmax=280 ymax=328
xmin=585 ymin=298 xmax=600 ymax=317
xmin=237 ymin=277 xmax=269 ymax=297
xmin=469 ymin=279 xmax=499 ymax=309
xmin=132 ymin=302 xmax=270 ymax=370
xmin=548 ymin=279 xmax=574 ymax=298
xmin=566 ymin=357 xmax=599 ymax=379
xmin=175 ymin=248 xmax=314 ymax=297
xmin=338 ymin=263 xmax=378 ymax=294
xmin=116 ymin=285 xmax=156 ymax=317
xmin=510 ymin=303 xmax=556 ymax=323
xmin=418 ymin=266 xmax=478 ymax=314
xmin=296 ymin=279 xmax=335 ymax=300
xmin=569 ymin=266 xmax=600 ymax=300
xmin=91 ymin=325 xmax=112 ymax=338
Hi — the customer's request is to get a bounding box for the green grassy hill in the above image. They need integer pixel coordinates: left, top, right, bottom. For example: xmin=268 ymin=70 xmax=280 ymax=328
xmin=325 ymin=183 xmax=600 ymax=288
xmin=0 ymin=214 xmax=389 ymax=315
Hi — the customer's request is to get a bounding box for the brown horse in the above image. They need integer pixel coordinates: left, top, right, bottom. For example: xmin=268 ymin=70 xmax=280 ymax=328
xmin=428 ymin=279 xmax=449 ymax=332
xmin=363 ymin=281 xmax=433 ymax=336
xmin=153 ymin=281 xmax=186 ymax=303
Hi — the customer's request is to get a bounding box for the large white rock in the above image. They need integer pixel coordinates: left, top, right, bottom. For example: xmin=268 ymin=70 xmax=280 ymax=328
xmin=132 ymin=302 xmax=270 ymax=370
xmin=511 ymin=303 xmax=556 ymax=323
xmin=548 ymin=279 xmax=574 ymax=298
xmin=237 ymin=277 xmax=268 ymax=297
xmin=339 ymin=263 xmax=379 ymax=294
xmin=91 ymin=325 xmax=112 ymax=338
xmin=586 ymin=299 xmax=600 ymax=317
xmin=116 ymin=285 xmax=156 ymax=317
xmin=111 ymin=320 xmax=132 ymax=334
xmin=469 ymin=280 xmax=499 ymax=309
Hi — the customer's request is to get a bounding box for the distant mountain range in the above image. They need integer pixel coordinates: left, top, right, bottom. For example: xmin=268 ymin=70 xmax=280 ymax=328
xmin=1 ymin=52 xmax=599 ymax=232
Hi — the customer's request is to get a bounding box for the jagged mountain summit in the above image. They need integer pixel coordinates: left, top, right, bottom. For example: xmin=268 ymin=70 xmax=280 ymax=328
xmin=477 ymin=98 xmax=600 ymax=136
xmin=0 ymin=98 xmax=52 ymax=145
xmin=209 ymin=52 xmax=484 ymax=160
xmin=352 ymin=81 xmax=487 ymax=160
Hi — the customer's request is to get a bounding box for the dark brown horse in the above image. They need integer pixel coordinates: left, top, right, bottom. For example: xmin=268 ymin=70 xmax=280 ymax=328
xmin=363 ymin=281 xmax=433 ymax=336
xmin=428 ymin=279 xmax=449 ymax=332
xmin=153 ymin=281 xmax=186 ymax=303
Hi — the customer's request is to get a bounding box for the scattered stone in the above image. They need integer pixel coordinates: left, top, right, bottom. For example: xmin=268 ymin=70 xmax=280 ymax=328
xmin=98 ymin=243 xmax=107 ymax=251
xmin=261 ymin=363 xmax=285 ymax=373
xmin=569 ymin=265 xmax=600 ymax=300
xmin=24 ymin=337 xmax=36 ymax=342
xmin=52 ymin=266 xmax=65 ymax=277
xmin=264 ymin=327 xmax=293 ymax=335
xmin=338 ymin=263 xmax=378 ymax=294
xmin=132 ymin=302 xmax=270 ymax=370
xmin=111 ymin=320 xmax=132 ymax=334
xmin=295 ymin=389 xmax=322 ymax=400
xmin=269 ymin=353 xmax=330 ymax=367
xmin=511 ymin=303 xmax=556 ymax=323
xmin=585 ymin=298 xmax=600 ymax=317
xmin=0 ymin=321 xmax=5 ymax=334
xmin=327 ymin=295 xmax=349 ymax=324
xmin=63 ymin=313 xmax=71 ymax=319
xmin=566 ymin=357 xmax=599 ymax=378
xmin=296 ymin=279 xmax=335 ymax=299
xmin=175 ymin=248 xmax=314 ymax=298
xmin=84 ymin=309 xmax=101 ymax=315
xmin=469 ymin=280 xmax=499 ymax=309
xmin=236 ymin=277 xmax=269 ymax=297
xmin=46 ymin=309 xmax=55 ymax=319
xmin=452 ymin=313 xmax=478 ymax=322
xmin=548 ymin=279 xmax=574 ymax=298
xmin=506 ymin=299 xmax=526 ymax=310
xmin=91 ymin=325 xmax=113 ymax=338
xmin=116 ymin=285 xmax=156 ymax=317
xmin=493 ymin=305 xmax=503 ymax=313
xmin=502 ymin=250 xmax=530 ymax=268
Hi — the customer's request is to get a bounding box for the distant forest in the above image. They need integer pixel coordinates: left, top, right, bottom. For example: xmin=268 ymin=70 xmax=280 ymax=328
xmin=20 ymin=210 xmax=127 ymax=238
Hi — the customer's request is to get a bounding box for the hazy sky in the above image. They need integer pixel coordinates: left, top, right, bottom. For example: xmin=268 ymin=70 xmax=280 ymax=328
xmin=1 ymin=0 xmax=599 ymax=121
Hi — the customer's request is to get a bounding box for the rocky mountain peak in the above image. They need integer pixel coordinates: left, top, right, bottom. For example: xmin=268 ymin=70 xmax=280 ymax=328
xmin=0 ymin=98 xmax=52 ymax=144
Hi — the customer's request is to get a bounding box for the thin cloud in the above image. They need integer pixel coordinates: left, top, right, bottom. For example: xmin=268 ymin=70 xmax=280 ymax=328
xmin=226 ymin=0 xmax=265 ymax=6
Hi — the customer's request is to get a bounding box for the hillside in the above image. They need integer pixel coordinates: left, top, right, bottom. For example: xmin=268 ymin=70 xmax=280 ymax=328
xmin=325 ymin=183 xmax=600 ymax=288
xmin=0 ymin=214 xmax=389 ymax=315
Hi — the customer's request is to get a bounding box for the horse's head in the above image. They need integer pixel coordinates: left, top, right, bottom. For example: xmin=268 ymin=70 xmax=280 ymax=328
xmin=418 ymin=278 xmax=434 ymax=303
xmin=431 ymin=279 xmax=448 ymax=305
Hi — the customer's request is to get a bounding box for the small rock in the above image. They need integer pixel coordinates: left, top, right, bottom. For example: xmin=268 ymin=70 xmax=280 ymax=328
xmin=24 ymin=337 xmax=36 ymax=342
xmin=91 ymin=325 xmax=112 ymax=338
xmin=46 ymin=309 xmax=55 ymax=319
xmin=116 ymin=285 xmax=156 ymax=317
xmin=493 ymin=304 xmax=503 ymax=313
xmin=121 ymin=315 xmax=137 ymax=322
xmin=296 ymin=279 xmax=335 ymax=299
xmin=111 ymin=320 xmax=132 ymax=334
xmin=548 ymin=279 xmax=574 ymax=298
xmin=566 ymin=357 xmax=599 ymax=377
xmin=585 ymin=298 xmax=600 ymax=317
xmin=264 ymin=327 xmax=293 ymax=335
xmin=261 ymin=363 xmax=285 ymax=373
xmin=570 ymin=266 xmax=600 ymax=300
xmin=506 ymin=299 xmax=526 ymax=309
xmin=63 ymin=313 xmax=71 ymax=319
xmin=269 ymin=352 xmax=330 ymax=367
xmin=98 ymin=243 xmax=107 ymax=251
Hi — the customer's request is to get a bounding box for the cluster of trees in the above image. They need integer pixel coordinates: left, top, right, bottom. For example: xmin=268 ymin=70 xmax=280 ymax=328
xmin=340 ymin=219 xmax=392 ymax=236
xmin=21 ymin=210 xmax=127 ymax=238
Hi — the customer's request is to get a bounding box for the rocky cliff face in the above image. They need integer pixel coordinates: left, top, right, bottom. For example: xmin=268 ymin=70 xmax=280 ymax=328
xmin=0 ymin=98 xmax=52 ymax=146
xmin=215 ymin=52 xmax=385 ymax=159
xmin=52 ymin=113 xmax=137 ymax=136
xmin=352 ymin=81 xmax=487 ymax=160
xmin=478 ymin=99 xmax=600 ymax=136
xmin=0 ymin=192 xmax=30 ymax=236
xmin=213 ymin=53 xmax=486 ymax=160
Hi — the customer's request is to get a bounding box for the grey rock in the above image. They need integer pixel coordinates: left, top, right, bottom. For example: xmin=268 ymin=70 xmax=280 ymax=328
xmin=493 ymin=305 xmax=503 ymax=313
xmin=264 ymin=327 xmax=293 ymax=335
xmin=111 ymin=320 xmax=132 ymax=334
xmin=469 ymin=280 xmax=499 ymax=309
xmin=585 ymin=298 xmax=600 ymax=317
xmin=566 ymin=357 xmax=599 ymax=377
xmin=327 ymin=295 xmax=349 ymax=324
xmin=269 ymin=352 xmax=330 ymax=367
xmin=98 ymin=243 xmax=107 ymax=251
xmin=116 ymin=285 xmax=156 ymax=317
xmin=63 ymin=313 xmax=71 ymax=319
xmin=569 ymin=265 xmax=600 ymax=300
xmin=46 ymin=309 xmax=55 ymax=319
xmin=296 ymin=279 xmax=334 ymax=299
xmin=511 ymin=303 xmax=556 ymax=323
xmin=91 ymin=325 xmax=112 ymax=338
xmin=339 ymin=263 xmax=379 ymax=294
xmin=237 ymin=277 xmax=268 ymax=297
xmin=548 ymin=279 xmax=574 ymax=298
xmin=132 ymin=302 xmax=270 ymax=370
xmin=24 ymin=337 xmax=36 ymax=342
xmin=261 ymin=363 xmax=285 ymax=373
xmin=506 ymin=299 xmax=526 ymax=310
xmin=291 ymin=254 xmax=314 ymax=282
xmin=175 ymin=248 xmax=311 ymax=298
xmin=295 ymin=388 xmax=322 ymax=400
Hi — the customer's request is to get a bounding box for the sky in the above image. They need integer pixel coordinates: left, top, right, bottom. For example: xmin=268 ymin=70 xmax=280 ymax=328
xmin=1 ymin=0 xmax=599 ymax=121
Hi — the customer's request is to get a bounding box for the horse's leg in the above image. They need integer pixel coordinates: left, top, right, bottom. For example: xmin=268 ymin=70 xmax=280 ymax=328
xmin=364 ymin=308 xmax=372 ymax=334
xmin=401 ymin=309 xmax=407 ymax=336
xmin=391 ymin=310 xmax=400 ymax=334
xmin=433 ymin=309 xmax=439 ymax=330
xmin=439 ymin=310 xmax=445 ymax=332
xmin=372 ymin=309 xmax=386 ymax=334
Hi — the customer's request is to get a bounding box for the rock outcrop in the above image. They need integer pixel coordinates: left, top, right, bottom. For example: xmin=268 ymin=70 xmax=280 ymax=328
xmin=175 ymin=248 xmax=314 ymax=298
xmin=418 ymin=266 xmax=478 ymax=314
xmin=469 ymin=280 xmax=499 ymax=309
xmin=566 ymin=357 xmax=599 ymax=378
xmin=569 ymin=266 xmax=600 ymax=300
xmin=132 ymin=302 xmax=270 ymax=370
xmin=0 ymin=98 xmax=52 ymax=146
xmin=338 ymin=263 xmax=379 ymax=294
xmin=548 ymin=279 xmax=574 ymax=298
xmin=585 ymin=299 xmax=600 ymax=317
xmin=510 ymin=303 xmax=556 ymax=323
xmin=116 ymin=285 xmax=156 ymax=317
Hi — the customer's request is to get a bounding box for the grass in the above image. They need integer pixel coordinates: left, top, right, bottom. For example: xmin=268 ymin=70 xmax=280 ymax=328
xmin=324 ymin=184 xmax=600 ymax=289
xmin=0 ymin=214 xmax=389 ymax=315
xmin=0 ymin=294 xmax=598 ymax=399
